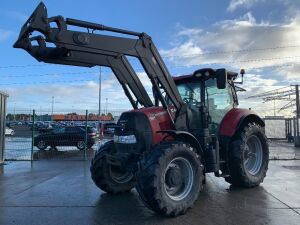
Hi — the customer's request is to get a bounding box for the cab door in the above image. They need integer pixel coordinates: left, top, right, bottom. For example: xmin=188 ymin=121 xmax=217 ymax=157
xmin=206 ymin=80 xmax=234 ymax=135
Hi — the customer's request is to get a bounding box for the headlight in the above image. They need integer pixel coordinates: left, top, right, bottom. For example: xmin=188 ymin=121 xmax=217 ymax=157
xmin=114 ymin=135 xmax=137 ymax=144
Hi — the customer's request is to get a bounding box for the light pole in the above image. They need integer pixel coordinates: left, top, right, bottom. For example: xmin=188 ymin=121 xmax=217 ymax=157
xmin=273 ymin=99 xmax=276 ymax=116
xmin=105 ymin=98 xmax=108 ymax=115
xmin=13 ymin=102 xmax=16 ymax=121
xmin=294 ymin=84 xmax=300 ymax=146
xmin=98 ymin=66 xmax=102 ymax=116
xmin=51 ymin=96 xmax=54 ymax=118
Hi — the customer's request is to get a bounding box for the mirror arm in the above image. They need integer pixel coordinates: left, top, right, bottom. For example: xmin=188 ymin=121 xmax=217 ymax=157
xmin=233 ymin=74 xmax=244 ymax=84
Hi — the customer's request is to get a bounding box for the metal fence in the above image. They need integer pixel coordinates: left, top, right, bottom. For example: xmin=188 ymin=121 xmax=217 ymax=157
xmin=4 ymin=109 xmax=300 ymax=161
xmin=264 ymin=116 xmax=299 ymax=142
xmin=4 ymin=109 xmax=116 ymax=161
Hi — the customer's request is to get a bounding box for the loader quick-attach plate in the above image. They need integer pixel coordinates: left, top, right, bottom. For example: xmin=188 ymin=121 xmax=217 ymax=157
xmin=13 ymin=2 xmax=49 ymax=50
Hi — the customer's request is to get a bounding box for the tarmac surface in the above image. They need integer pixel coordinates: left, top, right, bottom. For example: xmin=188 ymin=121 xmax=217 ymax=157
xmin=0 ymin=160 xmax=300 ymax=225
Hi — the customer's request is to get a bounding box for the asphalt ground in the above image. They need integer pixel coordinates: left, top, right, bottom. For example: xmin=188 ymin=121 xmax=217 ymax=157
xmin=0 ymin=160 xmax=300 ymax=225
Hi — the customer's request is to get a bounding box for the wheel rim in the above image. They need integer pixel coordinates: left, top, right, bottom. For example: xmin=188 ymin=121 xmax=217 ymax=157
xmin=163 ymin=157 xmax=194 ymax=201
xmin=38 ymin=140 xmax=45 ymax=149
xmin=244 ymin=135 xmax=263 ymax=175
xmin=109 ymin=165 xmax=133 ymax=184
xmin=78 ymin=141 xmax=85 ymax=149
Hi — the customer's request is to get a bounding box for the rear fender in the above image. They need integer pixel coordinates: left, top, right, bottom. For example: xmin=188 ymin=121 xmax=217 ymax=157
xmin=218 ymin=108 xmax=265 ymax=175
xmin=219 ymin=108 xmax=265 ymax=138
xmin=157 ymin=130 xmax=204 ymax=158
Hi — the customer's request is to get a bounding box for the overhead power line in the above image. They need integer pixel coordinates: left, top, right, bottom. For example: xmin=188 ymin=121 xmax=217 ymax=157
xmin=169 ymin=55 xmax=300 ymax=68
xmin=247 ymin=86 xmax=293 ymax=99
xmin=162 ymin=44 xmax=300 ymax=58
xmin=0 ymin=71 xmax=99 ymax=78
xmin=0 ymin=79 xmax=98 ymax=86
xmin=1 ymin=44 xmax=300 ymax=69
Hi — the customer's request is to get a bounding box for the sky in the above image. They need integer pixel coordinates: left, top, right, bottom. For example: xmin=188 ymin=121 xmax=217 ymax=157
xmin=0 ymin=0 xmax=300 ymax=116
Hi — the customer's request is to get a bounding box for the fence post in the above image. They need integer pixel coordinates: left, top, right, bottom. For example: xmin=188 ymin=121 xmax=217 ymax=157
xmin=84 ymin=109 xmax=88 ymax=160
xmin=31 ymin=109 xmax=35 ymax=161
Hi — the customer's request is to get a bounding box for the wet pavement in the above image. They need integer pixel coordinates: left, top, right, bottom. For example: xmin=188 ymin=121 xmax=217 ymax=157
xmin=0 ymin=160 xmax=300 ymax=225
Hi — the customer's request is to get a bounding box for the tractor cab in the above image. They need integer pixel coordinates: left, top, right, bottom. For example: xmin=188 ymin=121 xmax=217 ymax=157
xmin=171 ymin=68 xmax=240 ymax=135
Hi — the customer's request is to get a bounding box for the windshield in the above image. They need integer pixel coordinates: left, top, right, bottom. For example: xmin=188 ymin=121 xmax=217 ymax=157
xmin=171 ymin=78 xmax=234 ymax=133
xmin=177 ymin=82 xmax=201 ymax=106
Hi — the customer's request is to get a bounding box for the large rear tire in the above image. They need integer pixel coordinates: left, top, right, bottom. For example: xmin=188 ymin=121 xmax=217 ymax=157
xmin=90 ymin=141 xmax=136 ymax=194
xmin=225 ymin=122 xmax=269 ymax=187
xmin=136 ymin=142 xmax=203 ymax=216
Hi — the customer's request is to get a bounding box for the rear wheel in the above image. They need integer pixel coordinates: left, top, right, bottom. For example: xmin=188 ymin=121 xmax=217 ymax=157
xmin=225 ymin=123 xmax=269 ymax=187
xmin=76 ymin=140 xmax=85 ymax=150
xmin=37 ymin=140 xmax=47 ymax=150
xmin=90 ymin=141 xmax=136 ymax=194
xmin=136 ymin=142 xmax=203 ymax=216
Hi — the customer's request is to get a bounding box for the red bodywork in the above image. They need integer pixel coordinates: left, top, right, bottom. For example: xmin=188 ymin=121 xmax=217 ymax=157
xmin=219 ymin=108 xmax=260 ymax=137
xmin=128 ymin=75 xmax=261 ymax=145
xmin=130 ymin=107 xmax=259 ymax=145
xmin=131 ymin=107 xmax=173 ymax=144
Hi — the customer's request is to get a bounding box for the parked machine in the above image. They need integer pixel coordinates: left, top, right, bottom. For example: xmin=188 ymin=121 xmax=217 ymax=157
xmin=14 ymin=3 xmax=269 ymax=216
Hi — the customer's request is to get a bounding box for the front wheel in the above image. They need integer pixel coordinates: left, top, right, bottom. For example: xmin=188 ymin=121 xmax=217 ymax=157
xmin=225 ymin=122 xmax=269 ymax=187
xmin=90 ymin=141 xmax=136 ymax=194
xmin=136 ymin=142 xmax=203 ymax=216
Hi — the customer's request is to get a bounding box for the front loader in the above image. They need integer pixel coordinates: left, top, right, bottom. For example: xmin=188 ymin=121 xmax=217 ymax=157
xmin=14 ymin=3 xmax=269 ymax=216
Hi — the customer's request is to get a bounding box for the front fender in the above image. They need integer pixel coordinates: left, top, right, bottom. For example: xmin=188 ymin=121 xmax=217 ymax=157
xmin=157 ymin=130 xmax=203 ymax=157
xmin=219 ymin=108 xmax=265 ymax=137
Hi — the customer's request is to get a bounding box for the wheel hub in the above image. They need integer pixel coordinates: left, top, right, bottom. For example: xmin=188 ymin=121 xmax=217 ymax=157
xmin=165 ymin=166 xmax=183 ymax=187
xmin=163 ymin=157 xmax=194 ymax=201
xmin=109 ymin=165 xmax=133 ymax=184
xmin=244 ymin=135 xmax=263 ymax=176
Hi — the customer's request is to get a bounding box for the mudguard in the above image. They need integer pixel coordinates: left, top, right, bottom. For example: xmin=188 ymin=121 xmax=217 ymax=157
xmin=219 ymin=108 xmax=265 ymax=137
xmin=157 ymin=130 xmax=203 ymax=157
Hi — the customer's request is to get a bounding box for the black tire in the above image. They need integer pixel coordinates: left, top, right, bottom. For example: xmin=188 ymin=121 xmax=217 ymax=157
xmin=136 ymin=142 xmax=203 ymax=216
xmin=90 ymin=141 xmax=136 ymax=194
xmin=225 ymin=122 xmax=269 ymax=187
xmin=76 ymin=140 xmax=85 ymax=150
xmin=37 ymin=140 xmax=47 ymax=151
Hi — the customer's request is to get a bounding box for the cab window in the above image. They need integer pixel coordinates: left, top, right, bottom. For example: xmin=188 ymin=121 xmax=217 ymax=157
xmin=206 ymin=79 xmax=233 ymax=125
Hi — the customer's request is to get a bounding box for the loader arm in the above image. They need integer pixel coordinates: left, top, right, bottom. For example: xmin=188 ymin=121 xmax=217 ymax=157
xmin=13 ymin=2 xmax=187 ymax=129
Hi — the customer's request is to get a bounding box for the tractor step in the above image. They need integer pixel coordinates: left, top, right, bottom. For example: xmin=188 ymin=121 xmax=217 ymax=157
xmin=214 ymin=171 xmax=229 ymax=178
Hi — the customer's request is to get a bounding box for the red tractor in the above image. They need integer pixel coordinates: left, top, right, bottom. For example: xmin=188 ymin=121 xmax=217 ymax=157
xmin=14 ymin=3 xmax=269 ymax=216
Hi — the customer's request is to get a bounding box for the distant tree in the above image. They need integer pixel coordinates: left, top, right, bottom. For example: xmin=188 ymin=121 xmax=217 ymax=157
xmin=6 ymin=113 xmax=13 ymax=121
xmin=67 ymin=112 xmax=77 ymax=115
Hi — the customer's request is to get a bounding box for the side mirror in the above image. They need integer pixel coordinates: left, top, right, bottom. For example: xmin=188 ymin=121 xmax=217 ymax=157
xmin=216 ymin=68 xmax=227 ymax=89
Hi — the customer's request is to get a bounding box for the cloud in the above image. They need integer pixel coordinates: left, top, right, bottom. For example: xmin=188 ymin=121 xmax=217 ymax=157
xmin=160 ymin=12 xmax=300 ymax=117
xmin=0 ymin=29 xmax=14 ymax=42
xmin=236 ymin=74 xmax=295 ymax=117
xmin=227 ymin=0 xmax=264 ymax=12
xmin=4 ymin=74 xmax=132 ymax=113
xmin=161 ymin=12 xmax=300 ymax=79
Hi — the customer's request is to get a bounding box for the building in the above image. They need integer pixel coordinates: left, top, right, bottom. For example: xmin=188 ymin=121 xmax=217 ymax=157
xmin=0 ymin=91 xmax=8 ymax=164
